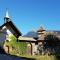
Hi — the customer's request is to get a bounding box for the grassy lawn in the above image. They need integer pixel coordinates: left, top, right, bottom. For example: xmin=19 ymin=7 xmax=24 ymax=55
xmin=19 ymin=55 xmax=58 ymax=60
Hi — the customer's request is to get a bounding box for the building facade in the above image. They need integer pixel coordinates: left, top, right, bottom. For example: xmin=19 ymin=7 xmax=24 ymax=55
xmin=0 ymin=11 xmax=60 ymax=55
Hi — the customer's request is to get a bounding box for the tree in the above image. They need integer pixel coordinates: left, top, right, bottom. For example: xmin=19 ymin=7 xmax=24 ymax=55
xmin=44 ymin=33 xmax=59 ymax=55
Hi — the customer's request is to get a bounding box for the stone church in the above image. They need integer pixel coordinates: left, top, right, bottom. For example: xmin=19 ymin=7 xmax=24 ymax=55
xmin=0 ymin=10 xmax=60 ymax=55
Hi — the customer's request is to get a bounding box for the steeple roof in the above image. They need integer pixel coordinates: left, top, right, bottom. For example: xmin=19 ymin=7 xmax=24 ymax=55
xmin=4 ymin=9 xmax=11 ymax=23
xmin=1 ymin=10 xmax=22 ymax=38
xmin=5 ymin=10 xmax=10 ymax=18
xmin=37 ymin=26 xmax=45 ymax=32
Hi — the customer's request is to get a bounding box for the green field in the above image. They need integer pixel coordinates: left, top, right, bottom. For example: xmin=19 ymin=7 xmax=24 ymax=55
xmin=19 ymin=55 xmax=60 ymax=60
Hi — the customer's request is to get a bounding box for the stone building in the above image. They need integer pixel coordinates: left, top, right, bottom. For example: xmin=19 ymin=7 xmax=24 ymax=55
xmin=0 ymin=10 xmax=21 ymax=53
xmin=0 ymin=10 xmax=60 ymax=55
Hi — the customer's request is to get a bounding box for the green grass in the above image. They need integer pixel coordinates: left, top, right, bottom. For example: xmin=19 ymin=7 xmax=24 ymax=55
xmin=19 ymin=55 xmax=58 ymax=60
xmin=4 ymin=34 xmax=27 ymax=55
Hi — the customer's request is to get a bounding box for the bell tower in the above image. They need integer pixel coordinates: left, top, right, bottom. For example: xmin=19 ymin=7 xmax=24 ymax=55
xmin=4 ymin=10 xmax=10 ymax=23
xmin=37 ymin=26 xmax=46 ymax=40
